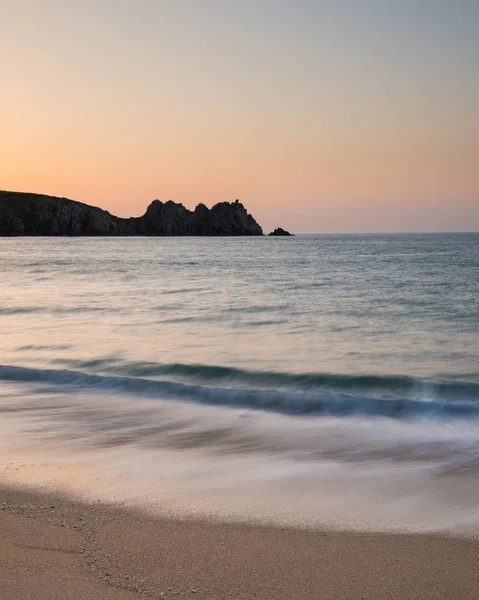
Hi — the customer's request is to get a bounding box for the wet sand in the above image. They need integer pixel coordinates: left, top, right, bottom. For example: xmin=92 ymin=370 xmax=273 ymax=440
xmin=1 ymin=486 xmax=479 ymax=599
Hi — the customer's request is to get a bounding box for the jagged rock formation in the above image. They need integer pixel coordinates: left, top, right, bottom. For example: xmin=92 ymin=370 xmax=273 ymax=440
xmin=269 ymin=227 xmax=293 ymax=236
xmin=0 ymin=191 xmax=263 ymax=236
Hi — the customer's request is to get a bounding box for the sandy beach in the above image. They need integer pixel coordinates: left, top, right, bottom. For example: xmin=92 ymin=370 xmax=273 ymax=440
xmin=1 ymin=485 xmax=478 ymax=600
xmin=2 ymin=0 xmax=478 ymax=595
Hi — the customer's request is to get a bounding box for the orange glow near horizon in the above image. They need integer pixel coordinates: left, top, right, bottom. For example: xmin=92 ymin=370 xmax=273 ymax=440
xmin=1 ymin=1 xmax=478 ymax=233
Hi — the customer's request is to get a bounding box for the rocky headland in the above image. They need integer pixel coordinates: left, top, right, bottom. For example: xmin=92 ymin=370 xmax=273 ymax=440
xmin=0 ymin=191 xmax=265 ymax=236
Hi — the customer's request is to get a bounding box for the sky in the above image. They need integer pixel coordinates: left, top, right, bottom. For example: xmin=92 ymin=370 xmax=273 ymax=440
xmin=1 ymin=0 xmax=478 ymax=233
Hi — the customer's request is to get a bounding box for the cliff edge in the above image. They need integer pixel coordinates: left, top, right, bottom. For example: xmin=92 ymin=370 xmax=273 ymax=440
xmin=0 ymin=191 xmax=263 ymax=236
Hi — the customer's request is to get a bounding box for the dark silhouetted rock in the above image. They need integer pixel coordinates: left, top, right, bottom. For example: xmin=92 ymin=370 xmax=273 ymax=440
xmin=0 ymin=191 xmax=264 ymax=236
xmin=196 ymin=200 xmax=263 ymax=236
xmin=0 ymin=191 xmax=121 ymax=236
xmin=269 ymin=227 xmax=293 ymax=236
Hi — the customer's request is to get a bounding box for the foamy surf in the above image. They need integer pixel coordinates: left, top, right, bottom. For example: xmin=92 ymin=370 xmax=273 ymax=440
xmin=1 ymin=378 xmax=479 ymax=536
xmin=1 ymin=234 xmax=478 ymax=536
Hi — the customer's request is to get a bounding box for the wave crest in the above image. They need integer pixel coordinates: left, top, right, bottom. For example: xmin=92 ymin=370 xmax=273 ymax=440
xmin=1 ymin=363 xmax=478 ymax=421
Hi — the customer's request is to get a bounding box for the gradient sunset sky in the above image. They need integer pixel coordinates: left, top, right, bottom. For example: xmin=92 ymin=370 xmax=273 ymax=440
xmin=1 ymin=0 xmax=478 ymax=233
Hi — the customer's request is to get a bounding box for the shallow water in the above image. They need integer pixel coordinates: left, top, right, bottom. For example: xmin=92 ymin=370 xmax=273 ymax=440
xmin=1 ymin=234 xmax=478 ymax=533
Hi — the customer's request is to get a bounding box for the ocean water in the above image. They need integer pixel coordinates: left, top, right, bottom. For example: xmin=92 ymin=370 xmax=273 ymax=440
xmin=1 ymin=234 xmax=478 ymax=533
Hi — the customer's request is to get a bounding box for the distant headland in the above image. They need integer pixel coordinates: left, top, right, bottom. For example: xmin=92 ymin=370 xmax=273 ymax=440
xmin=0 ymin=190 xmax=292 ymax=236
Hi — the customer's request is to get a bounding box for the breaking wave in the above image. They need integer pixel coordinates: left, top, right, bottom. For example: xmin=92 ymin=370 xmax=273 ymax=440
xmin=1 ymin=363 xmax=478 ymax=421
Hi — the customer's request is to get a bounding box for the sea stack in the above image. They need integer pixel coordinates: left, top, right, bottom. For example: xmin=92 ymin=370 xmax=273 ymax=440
xmin=269 ymin=227 xmax=293 ymax=236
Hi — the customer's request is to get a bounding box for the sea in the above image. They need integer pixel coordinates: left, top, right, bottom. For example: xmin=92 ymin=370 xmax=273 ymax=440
xmin=1 ymin=233 xmax=478 ymax=534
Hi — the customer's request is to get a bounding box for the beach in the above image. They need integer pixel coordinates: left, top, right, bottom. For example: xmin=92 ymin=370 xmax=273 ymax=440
xmin=1 ymin=235 xmax=478 ymax=598
xmin=2 ymin=485 xmax=479 ymax=600
xmin=3 ymin=0 xmax=478 ymax=595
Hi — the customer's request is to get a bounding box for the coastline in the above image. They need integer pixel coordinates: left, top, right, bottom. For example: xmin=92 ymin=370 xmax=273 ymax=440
xmin=2 ymin=485 xmax=479 ymax=600
xmin=0 ymin=191 xmax=265 ymax=236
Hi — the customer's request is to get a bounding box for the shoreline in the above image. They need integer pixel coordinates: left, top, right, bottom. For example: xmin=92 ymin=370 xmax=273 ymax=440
xmin=1 ymin=484 xmax=479 ymax=599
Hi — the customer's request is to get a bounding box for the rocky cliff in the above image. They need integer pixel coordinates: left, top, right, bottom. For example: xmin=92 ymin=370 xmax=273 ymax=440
xmin=0 ymin=191 xmax=263 ymax=236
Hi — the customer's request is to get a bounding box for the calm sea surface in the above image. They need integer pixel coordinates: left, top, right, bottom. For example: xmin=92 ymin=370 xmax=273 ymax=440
xmin=1 ymin=234 xmax=478 ymax=533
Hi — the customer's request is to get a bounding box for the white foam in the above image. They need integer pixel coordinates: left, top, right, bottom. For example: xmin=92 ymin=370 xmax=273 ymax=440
xmin=1 ymin=384 xmax=479 ymax=535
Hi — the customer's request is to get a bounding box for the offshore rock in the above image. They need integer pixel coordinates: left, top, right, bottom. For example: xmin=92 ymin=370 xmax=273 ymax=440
xmin=0 ymin=191 xmax=264 ymax=236
xmin=269 ymin=227 xmax=293 ymax=236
